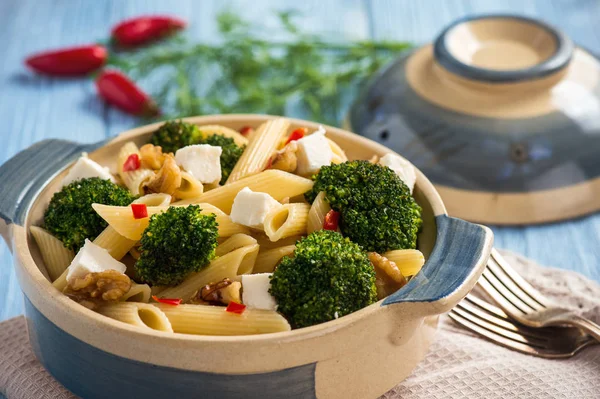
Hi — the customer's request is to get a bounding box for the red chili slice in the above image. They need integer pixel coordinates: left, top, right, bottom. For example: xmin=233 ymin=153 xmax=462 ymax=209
xmin=152 ymin=295 xmax=182 ymax=305
xmin=323 ymin=210 xmax=340 ymax=231
xmin=285 ymin=127 xmax=307 ymax=144
xmin=123 ymin=153 xmax=141 ymax=172
xmin=225 ymin=301 xmax=246 ymax=314
xmin=131 ymin=203 xmax=148 ymax=219
xmin=239 ymin=126 xmax=253 ymax=136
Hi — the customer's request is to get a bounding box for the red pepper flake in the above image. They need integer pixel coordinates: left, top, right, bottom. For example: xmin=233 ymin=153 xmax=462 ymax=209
xmin=285 ymin=128 xmax=307 ymax=144
xmin=239 ymin=126 xmax=253 ymax=136
xmin=226 ymin=301 xmax=246 ymax=314
xmin=131 ymin=203 xmax=148 ymax=219
xmin=123 ymin=153 xmax=141 ymax=172
xmin=152 ymin=295 xmax=182 ymax=305
xmin=323 ymin=210 xmax=340 ymax=231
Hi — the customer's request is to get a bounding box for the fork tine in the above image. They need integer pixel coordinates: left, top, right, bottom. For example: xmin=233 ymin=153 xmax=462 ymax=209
xmin=480 ymin=269 xmax=534 ymax=315
xmin=486 ymin=255 xmax=545 ymax=311
xmin=451 ymin=304 xmax=549 ymax=347
xmin=459 ymin=296 xmax=553 ymax=341
xmin=491 ymin=249 xmax=549 ymax=307
xmin=448 ymin=309 xmax=549 ymax=356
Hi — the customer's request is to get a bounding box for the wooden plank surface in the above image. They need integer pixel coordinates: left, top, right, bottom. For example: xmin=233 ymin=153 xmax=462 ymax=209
xmin=1 ymin=0 xmax=600 ymax=323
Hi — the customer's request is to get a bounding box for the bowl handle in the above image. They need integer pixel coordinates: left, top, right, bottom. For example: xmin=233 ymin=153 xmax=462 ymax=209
xmin=0 ymin=138 xmax=106 ymax=250
xmin=383 ymin=215 xmax=493 ymax=315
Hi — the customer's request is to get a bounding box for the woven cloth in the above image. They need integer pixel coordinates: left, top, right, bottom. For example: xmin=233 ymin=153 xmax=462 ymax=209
xmin=1 ymin=251 xmax=599 ymax=399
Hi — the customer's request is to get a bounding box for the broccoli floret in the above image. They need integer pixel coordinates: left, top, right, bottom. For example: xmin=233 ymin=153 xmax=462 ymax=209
xmin=150 ymin=120 xmax=203 ymax=153
xmin=150 ymin=120 xmax=245 ymax=184
xmin=305 ymin=160 xmax=422 ymax=252
xmin=44 ymin=178 xmax=136 ymax=252
xmin=135 ymin=205 xmax=218 ymax=286
xmin=269 ymin=230 xmax=377 ymax=328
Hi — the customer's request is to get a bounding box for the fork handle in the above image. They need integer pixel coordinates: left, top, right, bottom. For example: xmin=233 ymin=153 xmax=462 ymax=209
xmin=569 ymin=315 xmax=600 ymax=342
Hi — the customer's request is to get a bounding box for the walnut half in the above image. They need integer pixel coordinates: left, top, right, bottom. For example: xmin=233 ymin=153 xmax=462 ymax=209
xmin=140 ymin=143 xmax=167 ymax=170
xmin=368 ymin=252 xmax=407 ymax=300
xmin=188 ymin=278 xmax=242 ymax=305
xmin=64 ymin=270 xmax=132 ymax=309
xmin=270 ymin=142 xmax=298 ymax=172
xmin=145 ymin=154 xmax=182 ymax=196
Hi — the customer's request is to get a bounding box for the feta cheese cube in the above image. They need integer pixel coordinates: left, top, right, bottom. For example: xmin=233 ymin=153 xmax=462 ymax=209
xmin=295 ymin=126 xmax=333 ymax=176
xmin=62 ymin=155 xmax=116 ymax=187
xmin=66 ymin=239 xmax=127 ymax=284
xmin=379 ymin=153 xmax=417 ymax=193
xmin=241 ymin=273 xmax=277 ymax=311
xmin=175 ymin=144 xmax=222 ymax=185
xmin=230 ymin=187 xmax=282 ymax=229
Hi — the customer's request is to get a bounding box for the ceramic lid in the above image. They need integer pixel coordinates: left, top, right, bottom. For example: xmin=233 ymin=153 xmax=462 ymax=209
xmin=348 ymin=14 xmax=600 ymax=225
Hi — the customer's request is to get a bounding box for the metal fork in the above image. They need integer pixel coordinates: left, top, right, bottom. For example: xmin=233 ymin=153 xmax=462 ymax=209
xmin=449 ymin=294 xmax=597 ymax=358
xmin=478 ymin=249 xmax=600 ymax=342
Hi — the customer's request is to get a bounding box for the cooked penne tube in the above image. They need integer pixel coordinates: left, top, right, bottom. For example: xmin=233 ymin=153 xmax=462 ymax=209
xmin=157 ymin=244 xmax=259 ymax=302
xmin=253 ymin=245 xmax=295 ymax=273
xmin=264 ymin=203 xmax=310 ymax=242
xmin=383 ymin=249 xmax=425 ymax=277
xmin=255 ymin=234 xmax=301 ymax=250
xmin=196 ymin=124 xmax=249 ymax=147
xmin=215 ymin=234 xmax=257 ymax=257
xmin=135 ymin=193 xmax=172 ymax=207
xmin=52 ymin=269 xmax=68 ymax=291
xmin=121 ymin=283 xmax=152 ymax=303
xmin=30 ymin=226 xmax=74 ymax=282
xmin=93 ymin=227 xmax=136 ymax=261
xmin=226 ymin=118 xmax=290 ymax=183
xmin=93 ymin=203 xmax=249 ymax=240
xmin=307 ymin=191 xmax=331 ymax=234
xmin=174 ymin=171 xmax=204 ymax=200
xmin=98 ymin=302 xmax=173 ymax=332
xmin=155 ymin=304 xmax=290 ymax=335
xmin=117 ymin=142 xmax=155 ymax=195
xmin=173 ymin=170 xmax=313 ymax=213
xmin=327 ymin=138 xmax=348 ymax=164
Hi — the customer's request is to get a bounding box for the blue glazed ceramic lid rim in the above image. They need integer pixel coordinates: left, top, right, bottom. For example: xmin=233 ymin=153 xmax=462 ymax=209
xmin=433 ymin=14 xmax=574 ymax=83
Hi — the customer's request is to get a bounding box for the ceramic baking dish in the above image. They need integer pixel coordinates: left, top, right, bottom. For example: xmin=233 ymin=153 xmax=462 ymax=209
xmin=0 ymin=114 xmax=493 ymax=399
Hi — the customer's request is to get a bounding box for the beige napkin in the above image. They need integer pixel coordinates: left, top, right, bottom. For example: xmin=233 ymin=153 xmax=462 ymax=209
xmin=1 ymin=251 xmax=599 ymax=399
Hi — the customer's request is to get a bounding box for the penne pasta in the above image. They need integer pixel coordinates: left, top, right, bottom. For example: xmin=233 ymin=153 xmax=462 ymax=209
xmin=383 ymin=249 xmax=425 ymax=277
xmin=135 ymin=193 xmax=172 ymax=207
xmin=307 ymin=191 xmax=331 ymax=234
xmin=255 ymin=234 xmax=301 ymax=250
xmin=196 ymin=124 xmax=249 ymax=147
xmin=253 ymin=245 xmax=295 ymax=273
xmin=173 ymin=170 xmax=313 ymax=213
xmin=30 ymin=226 xmax=74 ymax=281
xmin=93 ymin=226 xmax=136 ymax=261
xmin=155 ymin=303 xmax=290 ymax=335
xmin=121 ymin=283 xmax=152 ymax=303
xmin=93 ymin=203 xmax=249 ymax=241
xmin=327 ymin=138 xmax=348 ymax=164
xmin=52 ymin=269 xmax=68 ymax=291
xmin=98 ymin=302 xmax=173 ymax=332
xmin=215 ymin=233 xmax=257 ymax=257
xmin=157 ymin=244 xmax=260 ymax=302
xmin=173 ymin=171 xmax=204 ymax=200
xmin=264 ymin=203 xmax=310 ymax=242
xmin=226 ymin=118 xmax=291 ymax=183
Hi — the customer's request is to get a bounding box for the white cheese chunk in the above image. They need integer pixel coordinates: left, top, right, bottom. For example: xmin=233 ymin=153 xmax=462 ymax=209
xmin=175 ymin=144 xmax=222 ymax=185
xmin=242 ymin=273 xmax=277 ymax=311
xmin=230 ymin=187 xmax=282 ymax=229
xmin=295 ymin=126 xmax=333 ymax=176
xmin=62 ymin=155 xmax=116 ymax=187
xmin=379 ymin=153 xmax=417 ymax=193
xmin=66 ymin=239 xmax=127 ymax=284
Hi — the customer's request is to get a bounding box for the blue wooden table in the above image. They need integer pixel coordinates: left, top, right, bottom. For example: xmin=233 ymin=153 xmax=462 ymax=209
xmin=2 ymin=0 xmax=600 ymax=322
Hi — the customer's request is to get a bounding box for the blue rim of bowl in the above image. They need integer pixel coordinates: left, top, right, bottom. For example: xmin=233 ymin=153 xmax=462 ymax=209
xmin=433 ymin=14 xmax=574 ymax=83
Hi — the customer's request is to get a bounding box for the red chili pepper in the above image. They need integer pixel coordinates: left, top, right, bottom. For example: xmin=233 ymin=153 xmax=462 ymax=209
xmin=112 ymin=16 xmax=187 ymax=47
xmin=323 ymin=210 xmax=340 ymax=231
xmin=123 ymin=153 xmax=141 ymax=172
xmin=95 ymin=70 xmax=159 ymax=116
xmin=225 ymin=301 xmax=246 ymax=314
xmin=131 ymin=203 xmax=148 ymax=219
xmin=152 ymin=295 xmax=182 ymax=305
xmin=285 ymin=127 xmax=307 ymax=144
xmin=25 ymin=45 xmax=107 ymax=76
xmin=239 ymin=126 xmax=253 ymax=136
